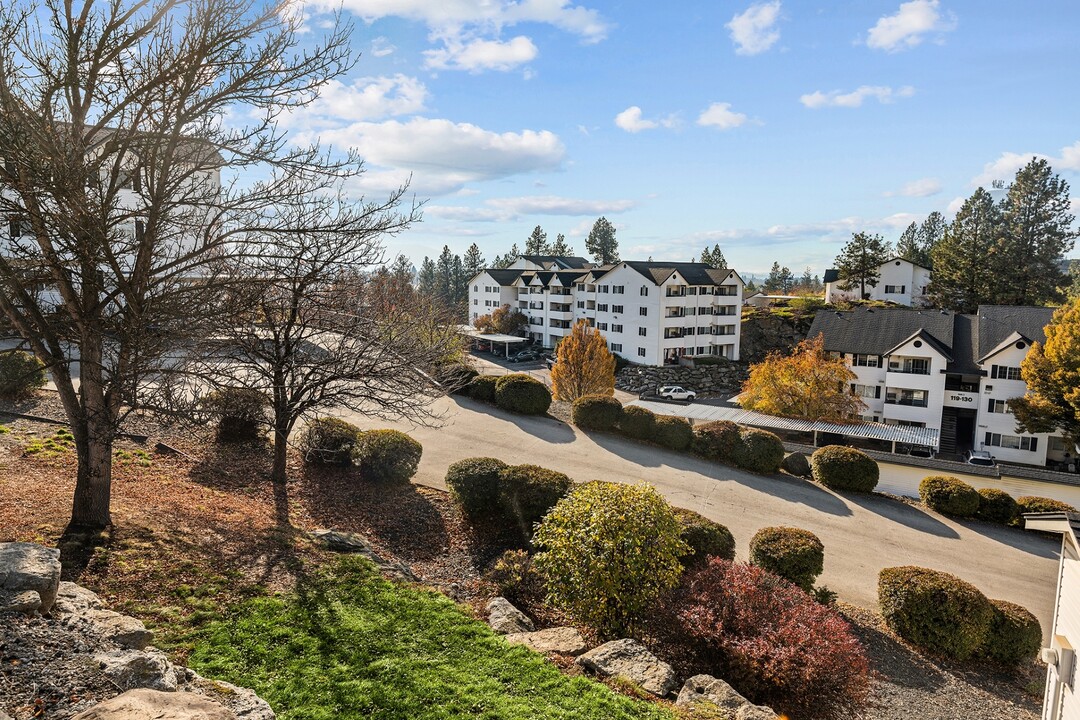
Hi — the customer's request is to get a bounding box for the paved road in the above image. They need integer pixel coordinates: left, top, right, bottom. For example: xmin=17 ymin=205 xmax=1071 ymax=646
xmin=339 ymin=395 xmax=1060 ymax=631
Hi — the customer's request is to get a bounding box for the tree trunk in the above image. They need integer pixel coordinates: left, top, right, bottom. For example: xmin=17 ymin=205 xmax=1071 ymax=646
xmin=69 ymin=420 xmax=114 ymax=529
xmin=271 ymin=424 xmax=290 ymax=485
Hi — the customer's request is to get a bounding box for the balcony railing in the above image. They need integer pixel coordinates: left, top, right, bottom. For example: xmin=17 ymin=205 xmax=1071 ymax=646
xmin=665 ymin=308 xmax=685 ymax=318
xmin=665 ymin=288 xmax=686 ymax=297
xmin=887 ymin=360 xmax=931 ymax=375
xmin=714 ymin=287 xmax=738 ymax=296
xmin=884 ymin=396 xmax=929 ymax=408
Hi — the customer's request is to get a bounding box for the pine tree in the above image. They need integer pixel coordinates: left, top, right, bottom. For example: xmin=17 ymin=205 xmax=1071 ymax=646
xmin=585 ymin=217 xmax=619 ymax=265
xmin=799 ymin=267 xmax=814 ymax=292
xmin=434 ymin=246 xmax=457 ymax=303
xmin=550 ymin=233 xmax=572 ymax=256
xmin=550 ymin=320 xmax=616 ymax=401
xmin=462 ymin=243 xmax=485 ymax=279
xmin=417 ymin=257 xmax=437 ymax=297
xmin=390 ymin=254 xmax=414 ymax=283
xmin=700 ymin=244 xmax=726 ymax=268
xmin=927 ymin=188 xmax=1000 ymax=313
xmin=916 ymin=211 xmax=946 ymax=266
xmin=994 ymin=158 xmax=1077 ymax=306
xmin=525 ymin=225 xmax=549 ymax=255
xmin=763 ymin=262 xmax=795 ymax=294
xmin=895 ymin=222 xmax=920 ymax=264
xmin=835 ymin=232 xmax=890 ymax=299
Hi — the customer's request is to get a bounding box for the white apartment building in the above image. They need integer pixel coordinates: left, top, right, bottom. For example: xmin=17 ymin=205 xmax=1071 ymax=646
xmin=824 ymin=257 xmax=932 ymax=307
xmin=808 ymin=305 xmax=1068 ymax=467
xmin=469 ymin=255 xmax=743 ymax=365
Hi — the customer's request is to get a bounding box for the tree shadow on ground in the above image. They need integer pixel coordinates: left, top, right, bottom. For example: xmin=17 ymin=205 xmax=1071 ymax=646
xmin=843 ymin=607 xmax=947 ymax=691
xmin=947 ymin=516 xmax=1058 ymax=559
xmin=448 ymin=396 xmax=577 ymax=445
xmin=843 ymin=491 xmax=961 ymax=539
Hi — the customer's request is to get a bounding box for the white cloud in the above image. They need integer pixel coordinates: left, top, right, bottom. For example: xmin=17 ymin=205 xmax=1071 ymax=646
xmin=946 ymin=195 xmax=966 ymax=215
xmin=696 ymin=103 xmax=749 ymax=130
xmin=800 ymin=85 xmax=915 ymax=109
xmin=426 ymin=195 xmax=637 ymax=222
xmin=726 ymin=1 xmax=782 ymax=56
xmin=614 ymin=106 xmax=678 ymax=133
xmin=884 ymin=177 xmax=943 ymax=197
xmin=280 ymin=75 xmax=427 ymax=130
xmin=370 ymin=36 xmax=396 ymax=56
xmin=424 ymin=35 xmax=538 ymax=72
xmin=970 ymin=141 xmax=1080 ymax=186
xmin=866 ymin=0 xmax=957 ymax=52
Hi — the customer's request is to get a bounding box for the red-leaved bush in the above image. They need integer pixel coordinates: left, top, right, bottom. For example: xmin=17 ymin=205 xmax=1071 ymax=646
xmin=676 ymin=558 xmax=870 ymax=720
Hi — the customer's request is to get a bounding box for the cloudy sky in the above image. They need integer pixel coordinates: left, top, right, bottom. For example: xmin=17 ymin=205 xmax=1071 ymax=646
xmin=280 ymin=0 xmax=1080 ymax=277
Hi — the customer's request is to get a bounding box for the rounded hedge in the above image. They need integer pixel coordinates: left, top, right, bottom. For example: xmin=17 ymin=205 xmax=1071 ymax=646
xmin=919 ymin=475 xmax=980 ymax=517
xmin=1016 ymin=496 xmax=1078 ymax=515
xmin=878 ymin=566 xmax=994 ymax=660
xmin=494 ymin=373 xmax=552 ymax=416
xmin=811 ymin=445 xmax=879 ymax=492
xmin=749 ymin=526 xmax=825 ymax=591
xmin=571 ymin=394 xmax=624 ymax=431
xmin=982 ymin=599 xmax=1041 ymax=665
xmin=299 ymin=417 xmax=360 ymax=465
xmin=445 ymin=457 xmax=510 ymax=520
xmin=467 ymin=375 xmax=498 ymax=403
xmin=673 ymin=507 xmax=735 ymax=568
xmin=203 ymin=387 xmax=268 ymax=443
xmin=618 ymin=405 xmax=657 ymax=441
xmin=975 ymin=488 xmax=1019 ymax=524
xmin=781 ymin=452 xmax=812 ymax=477
xmin=0 ymin=351 xmax=46 ymax=399
xmin=352 ymin=429 xmax=422 ymax=485
xmin=691 ymin=420 xmax=741 ymax=463
xmin=655 ymin=415 xmax=694 ymax=451
xmin=499 ymin=464 xmax=573 ymax=538
xmin=733 ymin=428 xmax=785 ymax=473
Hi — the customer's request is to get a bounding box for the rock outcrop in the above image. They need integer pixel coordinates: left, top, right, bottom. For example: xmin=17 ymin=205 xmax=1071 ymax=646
xmin=575 ymin=639 xmax=678 ymax=697
xmin=504 ymin=627 xmax=588 ymax=656
xmin=781 ymin=451 xmax=812 ymax=477
xmin=616 ymin=363 xmax=747 ymax=397
xmin=309 ymin=529 xmax=418 ymax=582
xmin=71 ymin=689 xmax=235 ymax=720
xmin=486 ymin=596 xmax=535 ymax=635
xmin=0 ymin=542 xmax=61 ymax=614
xmin=676 ymin=674 xmax=779 ymax=719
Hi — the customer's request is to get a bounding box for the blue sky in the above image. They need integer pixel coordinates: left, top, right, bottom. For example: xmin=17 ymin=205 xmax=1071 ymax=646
xmin=282 ymin=1 xmax=1080 ymax=277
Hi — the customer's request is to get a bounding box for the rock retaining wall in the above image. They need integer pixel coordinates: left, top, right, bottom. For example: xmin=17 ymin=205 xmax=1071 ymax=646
xmin=616 ymin=362 xmax=748 ymax=397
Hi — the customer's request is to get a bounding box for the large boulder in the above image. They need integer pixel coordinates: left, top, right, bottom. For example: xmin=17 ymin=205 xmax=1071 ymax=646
xmin=95 ymin=649 xmax=180 ymax=692
xmin=504 ymin=627 xmax=588 ymax=656
xmin=182 ymin=671 xmax=276 ymax=720
xmin=86 ymin=608 xmax=154 ymax=650
xmin=0 ymin=542 xmax=62 ymax=614
xmin=676 ymin=675 xmax=779 ymax=719
xmin=575 ymin=639 xmax=677 ymax=697
xmin=71 ymin=689 xmax=235 ymax=720
xmin=486 ymin=597 xmax=534 ymax=634
xmin=780 ymin=452 xmax=811 ymax=478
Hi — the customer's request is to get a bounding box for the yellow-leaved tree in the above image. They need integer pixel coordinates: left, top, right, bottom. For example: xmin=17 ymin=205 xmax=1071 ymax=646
xmin=1010 ymin=298 xmax=1080 ymax=444
xmin=740 ymin=335 xmax=865 ymax=422
xmin=551 ymin=320 xmax=616 ymax=402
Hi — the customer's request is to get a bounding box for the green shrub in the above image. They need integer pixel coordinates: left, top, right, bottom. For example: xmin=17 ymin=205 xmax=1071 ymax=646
xmin=533 ymin=481 xmax=688 ymax=638
xmin=878 ymin=566 xmax=994 ymax=660
xmin=982 ymin=599 xmax=1042 ymax=665
xmin=352 ymin=429 xmax=422 ymax=485
xmin=571 ymin=394 xmax=624 ymax=431
xmin=445 ymin=457 xmax=510 ymax=521
xmin=499 ymin=464 xmax=573 ymax=539
xmin=494 ymin=374 xmax=552 ymax=416
xmin=654 ymin=415 xmax=694 ymax=451
xmin=732 ymin=428 xmax=785 ymax=473
xmin=449 ymin=366 xmax=480 ymax=395
xmin=781 ymin=452 xmax=812 ymax=477
xmin=919 ymin=475 xmax=980 ymax=517
xmin=691 ymin=420 xmax=741 ymax=463
xmin=975 ymin=488 xmax=1019 ymax=524
xmin=0 ymin=351 xmax=46 ymax=399
xmin=1016 ymin=496 xmax=1078 ymax=515
xmin=202 ymin=387 xmax=268 ymax=443
xmin=467 ymin=375 xmax=499 ymax=403
xmin=617 ymin=405 xmax=656 ymax=441
xmin=487 ymin=549 xmax=541 ymax=603
xmin=299 ymin=418 xmax=360 ymax=465
xmin=749 ymin=526 xmax=825 ymax=592
xmin=811 ymin=445 xmax=879 ymax=492
xmin=673 ymin=508 xmax=735 ymax=568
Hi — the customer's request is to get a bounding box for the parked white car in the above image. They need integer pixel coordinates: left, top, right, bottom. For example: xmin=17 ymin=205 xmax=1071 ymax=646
xmin=965 ymin=450 xmax=996 ymax=467
xmin=658 ymin=385 xmax=697 ymax=401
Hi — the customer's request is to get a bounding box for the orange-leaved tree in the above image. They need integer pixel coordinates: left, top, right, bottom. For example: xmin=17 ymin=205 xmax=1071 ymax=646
xmin=551 ymin=320 xmax=616 ymax=402
xmin=740 ymin=335 xmax=865 ymax=422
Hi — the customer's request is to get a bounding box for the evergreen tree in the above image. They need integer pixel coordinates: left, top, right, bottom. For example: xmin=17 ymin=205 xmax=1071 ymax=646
xmin=763 ymin=262 xmax=795 ymax=294
xmin=462 ymin=243 xmax=485 ymax=278
xmin=451 ymin=254 xmax=467 ymax=307
xmin=550 ymin=233 xmax=573 ymax=256
xmin=434 ymin=246 xmax=457 ymax=303
xmin=417 ymin=257 xmax=437 ymax=297
xmin=390 ymin=254 xmax=414 ymax=284
xmin=927 ymin=188 xmax=1001 ymax=313
xmin=799 ymin=267 xmax=814 ymax=292
xmin=525 ymin=225 xmax=549 ymax=255
xmin=585 ymin=217 xmax=619 ymax=265
xmin=700 ymin=244 xmax=726 ymax=268
xmin=994 ymin=158 xmax=1077 ymax=306
xmin=895 ymin=222 xmax=920 ymax=264
xmin=835 ymin=232 xmax=890 ymax=299
xmin=916 ymin=211 xmax=947 ymax=265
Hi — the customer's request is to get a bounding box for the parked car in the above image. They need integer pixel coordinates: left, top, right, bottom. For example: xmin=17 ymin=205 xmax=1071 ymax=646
xmin=908 ymin=445 xmax=936 ymax=459
xmin=964 ymin=450 xmax=996 ymax=467
xmin=508 ymin=349 xmax=540 ymax=363
xmin=658 ymin=385 xmax=697 ymax=401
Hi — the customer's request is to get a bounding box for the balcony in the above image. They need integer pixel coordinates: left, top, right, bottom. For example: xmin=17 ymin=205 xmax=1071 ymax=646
xmin=884 ymin=389 xmax=929 ymax=408
xmin=714 ymin=305 xmax=738 ymax=316
xmin=549 ymin=319 xmax=571 ymax=329
xmin=665 ymin=287 xmax=686 ymax=298
xmin=665 ymin=307 xmax=685 ymax=318
xmin=664 ymin=328 xmax=685 ymax=339
xmin=528 ymin=302 xmax=544 ymax=310
xmin=887 ymin=357 xmax=931 ymax=375
xmin=714 ymin=286 xmax=738 ymax=297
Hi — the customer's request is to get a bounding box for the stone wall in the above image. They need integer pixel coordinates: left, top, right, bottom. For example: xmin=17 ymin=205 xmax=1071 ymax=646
xmin=616 ymin=362 xmax=748 ymax=397
xmin=739 ymin=309 xmax=812 ymax=363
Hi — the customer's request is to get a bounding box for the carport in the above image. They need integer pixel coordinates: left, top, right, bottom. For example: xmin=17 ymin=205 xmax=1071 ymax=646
xmin=460 ymin=327 xmax=529 ymax=357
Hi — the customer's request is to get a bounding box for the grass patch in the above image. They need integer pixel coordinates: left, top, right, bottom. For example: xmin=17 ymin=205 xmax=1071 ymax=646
xmin=187 ymin=556 xmax=673 ymax=720
xmin=115 ymin=448 xmax=153 ymax=467
xmin=24 ymin=428 xmax=75 ymax=457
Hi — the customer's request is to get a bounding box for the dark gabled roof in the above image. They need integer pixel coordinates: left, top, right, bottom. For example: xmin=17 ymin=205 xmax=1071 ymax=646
xmin=823 ymin=269 xmax=839 ymax=283
xmin=883 ymin=329 xmax=954 ymax=362
xmin=884 ymin=256 xmax=932 ymax=271
xmin=520 ymin=255 xmax=591 ymax=270
xmin=621 ymin=261 xmax=735 ymax=286
xmin=555 ymin=270 xmax=588 ymax=285
xmin=484 ymin=269 xmax=524 ymax=285
xmin=533 ymin=271 xmax=555 ymax=287
xmin=976 ymin=306 xmax=1056 ymax=359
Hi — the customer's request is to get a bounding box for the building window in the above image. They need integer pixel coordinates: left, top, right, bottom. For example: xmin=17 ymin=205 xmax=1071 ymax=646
xmin=473 ymin=299 xmax=478 ymax=305
xmin=884 ymin=285 xmax=906 ymax=294
xmin=613 ymin=285 xmax=624 ymax=294
xmin=610 ymin=343 xmax=622 ymax=352
xmin=612 ymin=324 xmax=623 ymax=333
xmin=639 ymin=307 xmax=648 ymax=316
xmin=597 ymin=304 xmax=609 ymax=312
xmin=688 ymin=287 xmax=698 ymax=295
xmin=985 ymin=433 xmax=1038 ymax=451
xmin=885 ymin=388 xmax=928 ymax=407
xmin=473 ymin=285 xmax=478 ymax=291
xmin=851 ymin=384 xmax=879 ymax=398
xmin=991 ymin=365 xmax=1022 ymax=380
xmin=577 ymin=301 xmax=585 ymax=308
xmin=640 ymin=286 xmax=649 ymax=296
xmin=638 ymin=327 xmax=647 ymax=337
xmin=987 ymin=399 xmax=1009 ymax=413
xmin=599 ymin=285 xmax=609 ymax=293
xmin=598 ymin=322 xmax=608 ymax=331
xmin=577 ymin=283 xmax=585 ymax=291
xmin=612 ymin=305 xmax=624 ymax=313
xmin=637 ymin=347 xmax=646 ymax=357
xmin=888 ymin=357 xmax=929 ymax=375
xmin=686 ymin=307 xmax=697 ymax=316
xmin=853 ymin=354 xmax=880 ymax=368
xmin=1050 ymin=436 xmax=1069 ymax=452
xmin=697 ymin=346 xmax=707 ymax=355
